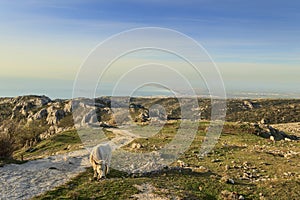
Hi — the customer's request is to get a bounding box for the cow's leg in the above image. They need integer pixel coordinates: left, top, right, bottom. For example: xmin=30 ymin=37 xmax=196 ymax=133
xmin=90 ymin=155 xmax=98 ymax=180
xmin=105 ymin=163 xmax=109 ymax=176
xmin=92 ymin=164 xmax=98 ymax=180
xmin=96 ymin=165 xmax=104 ymax=181
xmin=93 ymin=169 xmax=98 ymax=180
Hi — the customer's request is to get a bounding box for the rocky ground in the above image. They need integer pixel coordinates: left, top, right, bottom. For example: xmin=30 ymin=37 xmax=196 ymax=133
xmin=271 ymin=122 xmax=300 ymax=136
xmin=0 ymin=149 xmax=90 ymax=200
xmin=1 ymin=95 xmax=300 ymax=199
xmin=1 ymin=123 xmax=299 ymax=199
xmin=0 ymin=128 xmax=154 ymax=200
xmin=1 ymin=95 xmax=300 ymax=144
xmin=132 ymin=183 xmax=172 ymax=200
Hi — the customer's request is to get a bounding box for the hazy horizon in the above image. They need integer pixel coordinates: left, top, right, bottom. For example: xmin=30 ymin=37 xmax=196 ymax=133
xmin=1 ymin=1 xmax=299 ymax=99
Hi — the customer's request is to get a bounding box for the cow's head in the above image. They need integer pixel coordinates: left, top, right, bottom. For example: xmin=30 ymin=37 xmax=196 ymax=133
xmin=96 ymin=160 xmax=108 ymax=179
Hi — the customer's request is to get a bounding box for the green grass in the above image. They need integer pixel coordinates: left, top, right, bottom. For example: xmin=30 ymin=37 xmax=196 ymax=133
xmin=34 ymin=166 xmax=239 ymax=200
xmin=0 ymin=157 xmax=26 ymax=167
xmin=15 ymin=121 xmax=300 ymax=199
xmin=13 ymin=130 xmax=82 ymax=160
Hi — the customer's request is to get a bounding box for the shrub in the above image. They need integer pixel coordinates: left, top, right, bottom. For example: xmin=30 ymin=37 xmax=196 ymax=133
xmin=0 ymin=132 xmax=15 ymax=158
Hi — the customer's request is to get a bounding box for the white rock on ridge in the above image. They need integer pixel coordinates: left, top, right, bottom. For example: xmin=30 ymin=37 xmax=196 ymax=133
xmin=10 ymin=96 xmax=51 ymax=119
xmin=82 ymin=110 xmax=99 ymax=125
xmin=39 ymin=125 xmax=66 ymax=139
xmin=30 ymin=95 xmax=51 ymax=107
xmin=14 ymin=95 xmax=51 ymax=107
xmin=46 ymin=108 xmax=65 ymax=125
xmin=33 ymin=108 xmax=48 ymax=120
xmin=64 ymin=101 xmax=72 ymax=113
xmin=243 ymin=100 xmax=254 ymax=109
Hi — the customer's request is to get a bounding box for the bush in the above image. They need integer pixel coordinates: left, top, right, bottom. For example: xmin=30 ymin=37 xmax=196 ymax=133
xmin=0 ymin=132 xmax=14 ymax=158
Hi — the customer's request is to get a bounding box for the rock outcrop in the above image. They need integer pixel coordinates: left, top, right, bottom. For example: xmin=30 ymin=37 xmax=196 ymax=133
xmin=253 ymin=123 xmax=299 ymax=141
xmin=2 ymin=95 xmax=300 ymax=150
xmin=46 ymin=108 xmax=65 ymax=125
xmin=0 ymin=96 xmax=72 ymax=142
xmin=129 ymin=103 xmax=149 ymax=123
xmin=33 ymin=108 xmax=48 ymax=120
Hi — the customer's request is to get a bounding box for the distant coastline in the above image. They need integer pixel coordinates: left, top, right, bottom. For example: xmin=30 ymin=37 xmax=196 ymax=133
xmin=0 ymin=91 xmax=299 ymax=100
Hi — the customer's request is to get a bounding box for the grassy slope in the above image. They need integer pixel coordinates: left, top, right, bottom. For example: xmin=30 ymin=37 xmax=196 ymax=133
xmin=29 ymin=122 xmax=300 ymax=200
xmin=13 ymin=130 xmax=82 ymax=160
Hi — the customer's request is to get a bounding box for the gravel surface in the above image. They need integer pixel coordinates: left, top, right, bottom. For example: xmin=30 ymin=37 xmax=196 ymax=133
xmin=0 ymin=128 xmax=169 ymax=199
xmin=0 ymin=149 xmax=90 ymax=200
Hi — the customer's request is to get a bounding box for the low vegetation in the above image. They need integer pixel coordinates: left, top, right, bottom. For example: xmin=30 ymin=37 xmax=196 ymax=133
xmin=1 ymin=96 xmax=300 ymax=199
xmin=0 ymin=132 xmax=15 ymax=158
xmin=32 ymin=122 xmax=300 ymax=199
xmin=13 ymin=130 xmax=82 ymax=160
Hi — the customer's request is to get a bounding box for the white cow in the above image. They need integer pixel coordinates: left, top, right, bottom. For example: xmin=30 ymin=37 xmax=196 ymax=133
xmin=90 ymin=143 xmax=112 ymax=180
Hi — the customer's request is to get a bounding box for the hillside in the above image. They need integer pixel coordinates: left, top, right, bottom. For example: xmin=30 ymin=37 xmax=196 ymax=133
xmin=0 ymin=95 xmax=300 ymax=199
xmin=1 ymin=95 xmax=300 ymax=159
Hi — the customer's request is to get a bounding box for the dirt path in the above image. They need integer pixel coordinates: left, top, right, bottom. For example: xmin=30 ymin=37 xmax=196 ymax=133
xmin=0 ymin=128 xmax=139 ymax=200
xmin=106 ymin=128 xmax=142 ymax=149
xmin=132 ymin=183 xmax=169 ymax=200
xmin=0 ymin=149 xmax=90 ymax=200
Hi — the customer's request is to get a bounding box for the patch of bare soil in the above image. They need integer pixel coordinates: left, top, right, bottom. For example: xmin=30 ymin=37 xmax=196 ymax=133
xmin=132 ymin=183 xmax=170 ymax=200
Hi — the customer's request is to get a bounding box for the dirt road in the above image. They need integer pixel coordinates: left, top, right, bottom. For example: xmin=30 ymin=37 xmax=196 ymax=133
xmin=0 ymin=128 xmax=141 ymax=200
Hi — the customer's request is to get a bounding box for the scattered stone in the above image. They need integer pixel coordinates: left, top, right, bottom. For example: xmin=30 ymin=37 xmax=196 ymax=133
xmin=251 ymin=123 xmax=300 ymax=141
xmin=227 ymin=178 xmax=235 ymax=184
xmin=210 ymin=175 xmax=218 ymax=180
xmin=220 ymin=176 xmax=234 ymax=184
xmin=260 ymin=118 xmax=267 ymax=124
xmin=177 ymin=160 xmax=187 ymax=168
xmin=259 ymin=193 xmax=265 ymax=200
xmin=192 ymin=150 xmax=199 ymax=154
xmin=242 ymin=161 xmax=248 ymax=166
xmin=131 ymin=142 xmax=143 ymax=149
xmin=198 ymin=186 xmax=203 ymax=191
xmin=225 ymin=165 xmax=230 ymax=171
xmin=191 ymin=166 xmax=209 ymax=173
xmin=243 ymin=100 xmax=254 ymax=110
xmin=220 ymin=190 xmax=239 ymax=200
xmin=239 ymin=195 xmax=245 ymax=200
xmin=241 ymin=173 xmax=250 ymax=180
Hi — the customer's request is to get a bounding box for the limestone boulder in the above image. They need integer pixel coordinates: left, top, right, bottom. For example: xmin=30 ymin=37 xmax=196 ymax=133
xmin=46 ymin=109 xmax=65 ymax=125
xmin=33 ymin=108 xmax=48 ymax=120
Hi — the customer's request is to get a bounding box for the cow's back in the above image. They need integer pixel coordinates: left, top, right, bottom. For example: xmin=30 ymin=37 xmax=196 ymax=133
xmin=92 ymin=143 xmax=112 ymax=163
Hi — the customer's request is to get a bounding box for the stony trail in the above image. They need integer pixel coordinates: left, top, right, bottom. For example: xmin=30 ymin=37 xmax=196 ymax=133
xmin=0 ymin=128 xmax=140 ymax=200
xmin=0 ymin=149 xmax=90 ymax=200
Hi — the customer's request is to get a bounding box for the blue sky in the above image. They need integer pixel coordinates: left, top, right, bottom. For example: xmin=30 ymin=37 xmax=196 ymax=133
xmin=0 ymin=0 xmax=300 ymax=98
